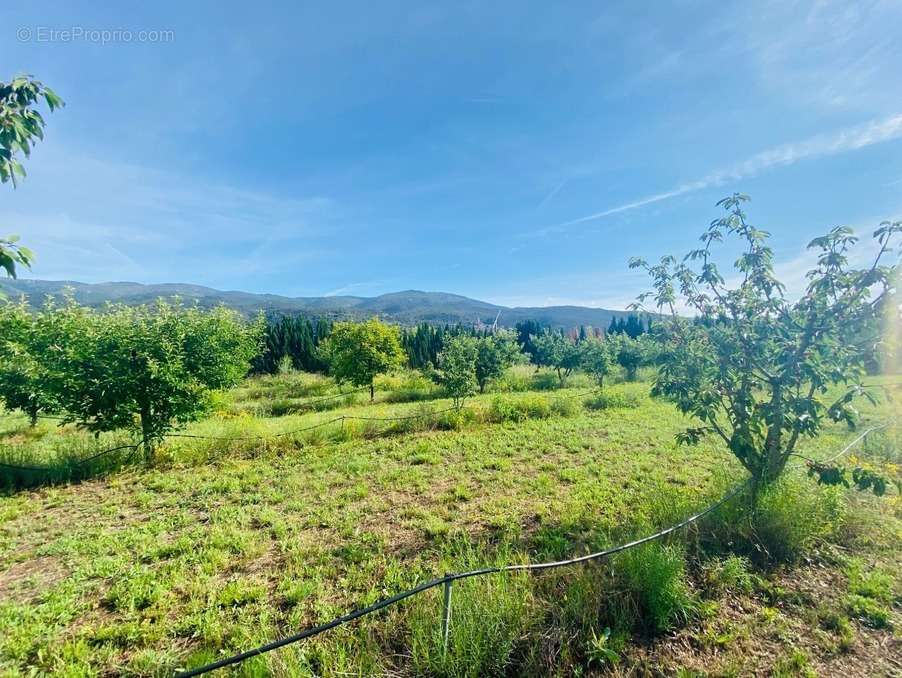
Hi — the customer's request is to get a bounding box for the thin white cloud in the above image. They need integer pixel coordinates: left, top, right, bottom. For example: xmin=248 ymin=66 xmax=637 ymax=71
xmin=536 ymin=178 xmax=568 ymax=209
xmin=544 ymin=112 xmax=902 ymax=235
xmin=1 ymin=144 xmax=337 ymax=286
xmin=323 ymin=281 xmax=385 ymax=297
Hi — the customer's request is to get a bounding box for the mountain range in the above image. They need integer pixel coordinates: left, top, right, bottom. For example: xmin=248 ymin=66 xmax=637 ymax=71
xmin=0 ymin=279 xmax=634 ymax=329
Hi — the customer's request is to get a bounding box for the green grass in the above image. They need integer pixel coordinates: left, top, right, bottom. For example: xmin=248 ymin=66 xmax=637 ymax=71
xmin=0 ymin=372 xmax=899 ymax=675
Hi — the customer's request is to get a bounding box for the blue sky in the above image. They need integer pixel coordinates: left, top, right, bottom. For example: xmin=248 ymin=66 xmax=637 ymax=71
xmin=2 ymin=1 xmax=901 ymax=309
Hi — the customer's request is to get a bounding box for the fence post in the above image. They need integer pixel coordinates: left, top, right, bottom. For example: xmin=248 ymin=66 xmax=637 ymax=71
xmin=441 ymin=578 xmax=453 ymax=653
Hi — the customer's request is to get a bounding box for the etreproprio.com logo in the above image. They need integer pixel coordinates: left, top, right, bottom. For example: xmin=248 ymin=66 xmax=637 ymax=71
xmin=16 ymin=26 xmax=175 ymax=44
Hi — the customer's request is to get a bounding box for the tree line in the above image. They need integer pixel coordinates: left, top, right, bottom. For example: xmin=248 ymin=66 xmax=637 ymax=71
xmin=252 ymin=313 xmax=655 ymax=376
xmin=0 ymin=295 xmax=658 ymax=454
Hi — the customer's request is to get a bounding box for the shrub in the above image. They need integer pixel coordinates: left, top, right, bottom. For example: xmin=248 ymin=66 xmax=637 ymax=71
xmin=437 ymin=407 xmax=476 ymax=431
xmin=494 ymin=368 xmax=532 ymax=393
xmin=374 ymin=369 xmax=434 ymax=393
xmin=530 ymin=372 xmax=562 ymax=391
xmin=550 ymin=396 xmax=581 ymax=417
xmin=584 ymin=391 xmax=640 ymax=410
xmin=487 ymin=395 xmax=553 ymax=424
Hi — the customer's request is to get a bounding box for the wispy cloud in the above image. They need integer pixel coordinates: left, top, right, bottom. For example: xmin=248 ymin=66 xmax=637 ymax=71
xmin=323 ymin=281 xmax=385 ymax=297
xmin=1 ymin=144 xmax=336 ymax=286
xmin=542 ymin=112 xmax=902 ymax=235
xmin=536 ymin=178 xmax=568 ymax=209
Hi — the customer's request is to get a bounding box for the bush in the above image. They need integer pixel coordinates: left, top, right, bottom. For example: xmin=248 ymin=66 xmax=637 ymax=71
xmin=487 ymin=395 xmax=552 ymax=424
xmin=584 ymin=391 xmax=640 ymax=410
xmin=530 ymin=372 xmax=562 ymax=391
xmin=550 ymin=396 xmax=581 ymax=417
xmin=494 ymin=368 xmax=532 ymax=393
xmin=374 ymin=369 xmax=434 ymax=394
xmin=437 ymin=407 xmax=477 ymax=431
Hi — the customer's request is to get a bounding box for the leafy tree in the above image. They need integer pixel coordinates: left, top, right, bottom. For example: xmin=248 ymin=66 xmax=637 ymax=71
xmin=532 ymin=330 xmax=582 ymax=386
xmin=630 ymin=194 xmax=901 ymax=494
xmin=319 ymin=319 xmax=405 ymax=400
xmin=0 ymin=299 xmax=56 ymax=424
xmin=515 ymin=319 xmax=544 ymax=365
xmin=40 ymin=299 xmax=261 ymax=454
xmin=579 ymin=336 xmax=614 ymax=388
xmin=437 ymin=334 xmax=478 ymax=408
xmin=614 ymin=335 xmax=651 ymax=381
xmin=1 ymin=75 xmax=63 ymax=279
xmin=0 ymin=235 xmax=34 ymax=280
xmin=474 ymin=330 xmax=523 ymax=393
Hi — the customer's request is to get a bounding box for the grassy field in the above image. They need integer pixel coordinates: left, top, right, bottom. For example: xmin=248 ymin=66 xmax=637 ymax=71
xmin=1 ymin=369 xmax=899 ymax=676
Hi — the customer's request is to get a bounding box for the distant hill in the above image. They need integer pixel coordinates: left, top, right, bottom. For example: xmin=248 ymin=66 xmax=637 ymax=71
xmin=0 ymin=279 xmax=635 ymax=329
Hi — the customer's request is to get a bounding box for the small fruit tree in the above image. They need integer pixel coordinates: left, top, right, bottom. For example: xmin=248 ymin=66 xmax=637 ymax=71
xmin=40 ymin=299 xmax=261 ymax=455
xmin=630 ymin=194 xmax=900 ymax=495
xmin=474 ymin=330 xmax=522 ymax=393
xmin=579 ymin=336 xmax=614 ymax=388
xmin=532 ymin=330 xmax=582 ymax=386
xmin=437 ymin=334 xmax=478 ymax=409
xmin=319 ymin=318 xmax=405 ymax=401
xmin=0 ymin=298 xmax=57 ymax=425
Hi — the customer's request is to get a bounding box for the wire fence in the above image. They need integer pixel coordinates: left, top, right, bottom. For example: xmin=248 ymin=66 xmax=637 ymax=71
xmin=0 ymin=386 xmax=602 ymax=475
xmin=173 ymin=423 xmax=888 ymax=677
xmin=0 ymin=442 xmax=142 ymax=473
xmin=4 ymin=379 xmax=899 ymax=476
xmin=0 ymin=389 xmax=889 ymax=672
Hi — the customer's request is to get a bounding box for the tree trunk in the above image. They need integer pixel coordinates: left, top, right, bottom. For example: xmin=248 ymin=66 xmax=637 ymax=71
xmin=28 ymin=404 xmax=38 ymax=427
xmin=369 ymin=383 xmax=375 ymax=402
xmin=140 ymin=403 xmax=155 ymax=461
xmin=748 ymin=450 xmax=789 ymax=505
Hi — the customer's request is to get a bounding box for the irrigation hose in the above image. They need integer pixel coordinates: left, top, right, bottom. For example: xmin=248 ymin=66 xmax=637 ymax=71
xmin=174 ymin=423 xmax=887 ymax=677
